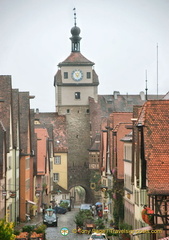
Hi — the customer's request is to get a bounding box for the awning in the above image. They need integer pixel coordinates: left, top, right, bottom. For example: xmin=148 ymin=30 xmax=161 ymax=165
xmin=131 ymin=226 xmax=153 ymax=236
xmin=26 ymin=200 xmax=36 ymax=205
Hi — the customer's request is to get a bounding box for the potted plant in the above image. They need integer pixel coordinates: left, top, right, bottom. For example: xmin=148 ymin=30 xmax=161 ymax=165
xmin=141 ymin=206 xmax=154 ymax=225
xmin=109 ymin=219 xmax=114 ymax=227
xmin=107 ymin=230 xmax=119 ymax=240
xmin=119 ymin=222 xmax=132 ymax=240
xmin=94 ymin=218 xmax=105 ymax=229
xmin=74 ymin=212 xmax=85 ymax=233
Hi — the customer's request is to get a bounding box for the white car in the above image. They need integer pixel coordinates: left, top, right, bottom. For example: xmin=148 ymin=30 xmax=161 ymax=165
xmin=80 ymin=204 xmax=92 ymax=211
xmin=88 ymin=232 xmax=108 ymax=240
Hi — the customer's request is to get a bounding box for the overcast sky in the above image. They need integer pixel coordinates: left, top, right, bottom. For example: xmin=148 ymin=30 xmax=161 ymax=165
xmin=0 ymin=0 xmax=169 ymax=112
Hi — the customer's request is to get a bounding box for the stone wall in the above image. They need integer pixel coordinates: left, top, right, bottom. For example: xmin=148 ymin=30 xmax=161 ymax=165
xmin=59 ymin=105 xmax=94 ymax=202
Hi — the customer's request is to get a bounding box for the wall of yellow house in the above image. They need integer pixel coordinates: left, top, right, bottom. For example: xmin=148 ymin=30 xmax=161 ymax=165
xmin=53 ymin=153 xmax=67 ymax=190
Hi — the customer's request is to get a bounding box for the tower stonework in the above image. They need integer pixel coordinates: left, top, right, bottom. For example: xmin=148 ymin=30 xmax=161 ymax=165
xmin=54 ymin=19 xmax=99 ymax=201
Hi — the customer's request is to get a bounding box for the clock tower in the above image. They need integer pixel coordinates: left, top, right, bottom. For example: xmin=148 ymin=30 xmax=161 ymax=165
xmin=54 ymin=12 xmax=99 ymax=200
xmin=54 ymin=15 xmax=99 ymax=114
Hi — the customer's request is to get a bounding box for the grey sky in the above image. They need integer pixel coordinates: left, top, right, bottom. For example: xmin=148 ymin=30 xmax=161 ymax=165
xmin=0 ymin=0 xmax=169 ymax=112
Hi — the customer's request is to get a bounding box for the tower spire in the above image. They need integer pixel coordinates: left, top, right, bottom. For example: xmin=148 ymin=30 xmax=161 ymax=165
xmin=70 ymin=8 xmax=81 ymax=52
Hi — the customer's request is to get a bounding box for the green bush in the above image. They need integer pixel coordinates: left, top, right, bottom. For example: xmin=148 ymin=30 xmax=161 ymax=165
xmin=106 ymin=230 xmax=118 ymax=236
xmin=0 ymin=219 xmax=15 ymax=240
xmin=13 ymin=229 xmax=20 ymax=236
xmin=35 ymin=224 xmax=47 ymax=233
xmin=74 ymin=212 xmax=85 ymax=227
xmin=74 ymin=209 xmax=93 ymax=227
xmin=119 ymin=222 xmax=132 ymax=230
xmin=94 ymin=218 xmax=105 ymax=229
xmin=60 ymin=202 xmax=68 ymax=209
xmin=22 ymin=225 xmax=35 ymax=233
xmin=80 ymin=210 xmax=92 ymax=217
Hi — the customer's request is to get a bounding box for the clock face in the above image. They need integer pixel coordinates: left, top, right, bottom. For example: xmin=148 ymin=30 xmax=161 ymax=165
xmin=72 ymin=70 xmax=83 ymax=81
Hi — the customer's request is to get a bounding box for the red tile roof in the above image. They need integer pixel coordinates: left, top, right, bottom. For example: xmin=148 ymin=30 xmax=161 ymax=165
xmin=34 ymin=112 xmax=68 ymax=153
xmin=58 ymin=52 xmax=94 ymax=66
xmin=138 ymin=100 xmax=169 ymax=194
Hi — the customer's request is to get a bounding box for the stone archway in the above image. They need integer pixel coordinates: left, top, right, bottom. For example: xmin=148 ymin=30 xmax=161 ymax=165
xmin=68 ymin=165 xmax=95 ymax=205
xmin=69 ymin=185 xmax=95 ymax=207
xmin=70 ymin=186 xmax=85 ymax=206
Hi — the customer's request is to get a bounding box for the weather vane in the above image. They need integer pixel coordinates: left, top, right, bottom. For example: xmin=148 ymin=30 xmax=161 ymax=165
xmin=73 ymin=8 xmax=77 ymax=26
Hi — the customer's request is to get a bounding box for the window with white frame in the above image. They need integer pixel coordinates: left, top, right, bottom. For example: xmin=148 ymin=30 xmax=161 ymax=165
xmin=53 ymin=173 xmax=59 ymax=182
xmin=54 ymin=156 xmax=61 ymax=164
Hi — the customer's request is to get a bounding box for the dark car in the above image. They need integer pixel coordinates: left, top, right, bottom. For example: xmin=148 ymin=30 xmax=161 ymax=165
xmin=60 ymin=199 xmax=71 ymax=211
xmin=55 ymin=206 xmax=67 ymax=214
xmin=43 ymin=208 xmax=58 ymax=227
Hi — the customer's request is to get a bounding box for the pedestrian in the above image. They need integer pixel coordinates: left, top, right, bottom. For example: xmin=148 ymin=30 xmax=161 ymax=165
xmin=42 ymin=208 xmax=45 ymax=215
xmin=98 ymin=210 xmax=102 ymax=218
xmin=91 ymin=204 xmax=96 ymax=216
xmin=26 ymin=214 xmax=31 ymax=222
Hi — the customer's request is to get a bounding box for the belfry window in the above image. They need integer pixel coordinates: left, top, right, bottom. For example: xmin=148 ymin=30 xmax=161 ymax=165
xmin=64 ymin=72 xmax=68 ymax=79
xmin=75 ymin=92 xmax=81 ymax=99
xmin=87 ymin=72 xmax=91 ymax=79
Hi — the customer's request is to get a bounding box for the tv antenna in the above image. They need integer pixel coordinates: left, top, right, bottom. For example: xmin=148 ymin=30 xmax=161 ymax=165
xmin=145 ymin=69 xmax=148 ymax=100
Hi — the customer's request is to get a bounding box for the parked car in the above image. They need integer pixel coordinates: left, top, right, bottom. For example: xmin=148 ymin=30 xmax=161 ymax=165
xmin=88 ymin=232 xmax=108 ymax=239
xmin=80 ymin=204 xmax=92 ymax=211
xmin=54 ymin=206 xmax=67 ymax=214
xmin=43 ymin=208 xmax=58 ymax=227
xmin=60 ymin=199 xmax=71 ymax=211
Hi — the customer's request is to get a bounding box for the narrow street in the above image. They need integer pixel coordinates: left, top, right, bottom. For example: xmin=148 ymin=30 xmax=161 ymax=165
xmin=45 ymin=206 xmax=90 ymax=240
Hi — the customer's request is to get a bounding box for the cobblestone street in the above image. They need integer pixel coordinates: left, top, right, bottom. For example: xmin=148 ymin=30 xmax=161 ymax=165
xmin=45 ymin=206 xmax=90 ymax=240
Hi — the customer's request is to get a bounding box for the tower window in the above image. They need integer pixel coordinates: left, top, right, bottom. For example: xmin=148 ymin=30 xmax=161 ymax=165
xmin=87 ymin=72 xmax=91 ymax=79
xmin=86 ymin=109 xmax=89 ymax=113
xmin=67 ymin=109 xmax=70 ymax=113
xmin=64 ymin=72 xmax=68 ymax=79
xmin=75 ymin=92 xmax=81 ymax=99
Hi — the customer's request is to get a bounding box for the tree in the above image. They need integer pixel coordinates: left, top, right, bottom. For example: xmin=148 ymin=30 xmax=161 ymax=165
xmin=0 ymin=219 xmax=15 ymax=240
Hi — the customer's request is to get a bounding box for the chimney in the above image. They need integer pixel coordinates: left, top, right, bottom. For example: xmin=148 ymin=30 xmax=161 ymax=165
xmin=114 ymin=91 xmax=120 ymax=100
xmin=140 ymin=91 xmax=145 ymax=101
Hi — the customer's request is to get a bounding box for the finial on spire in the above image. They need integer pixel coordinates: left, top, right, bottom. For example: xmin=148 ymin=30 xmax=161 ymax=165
xmin=73 ymin=8 xmax=77 ymax=26
xmin=70 ymin=8 xmax=81 ymax=52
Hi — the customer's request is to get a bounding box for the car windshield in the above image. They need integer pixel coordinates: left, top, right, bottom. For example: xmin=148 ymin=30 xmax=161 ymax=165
xmin=80 ymin=204 xmax=91 ymax=210
xmin=45 ymin=209 xmax=55 ymax=216
xmin=92 ymin=237 xmax=105 ymax=239
xmin=91 ymin=234 xmax=106 ymax=239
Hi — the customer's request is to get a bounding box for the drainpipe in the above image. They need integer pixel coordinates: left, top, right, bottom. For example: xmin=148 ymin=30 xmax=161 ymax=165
xmin=4 ymin=130 xmax=7 ymax=219
xmin=14 ymin=146 xmax=17 ymax=223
